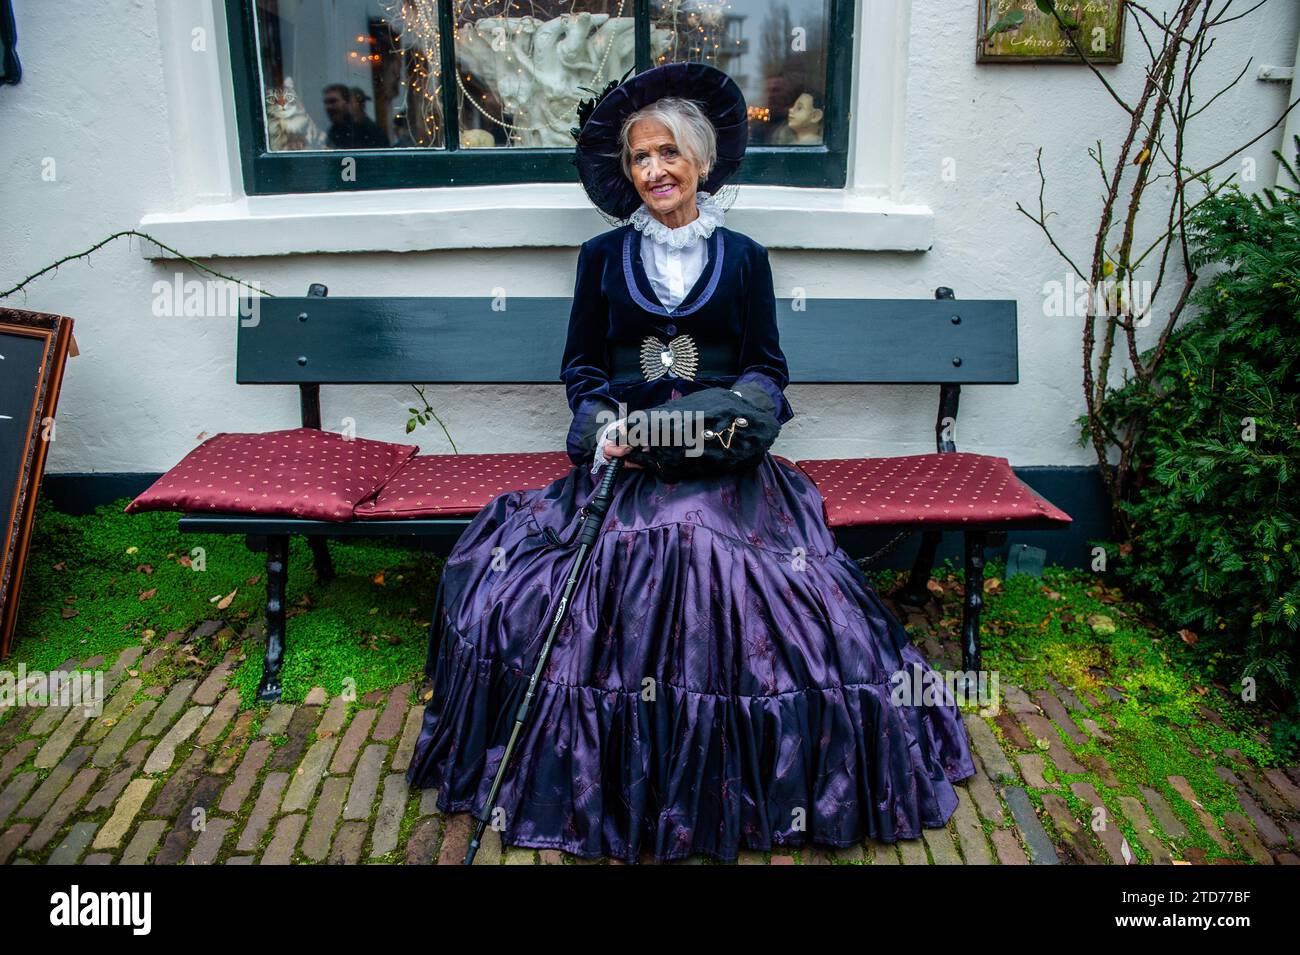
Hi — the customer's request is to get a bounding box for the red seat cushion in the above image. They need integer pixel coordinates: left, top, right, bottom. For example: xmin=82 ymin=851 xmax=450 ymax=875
xmin=125 ymin=428 xmax=418 ymax=522
xmin=354 ymin=451 xmax=575 ymax=518
xmin=356 ymin=452 xmax=802 ymax=519
xmin=794 ymin=453 xmax=1072 ymax=528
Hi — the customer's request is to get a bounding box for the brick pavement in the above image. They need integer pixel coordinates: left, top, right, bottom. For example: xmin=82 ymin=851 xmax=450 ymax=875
xmin=2 ymin=598 xmax=1297 ymax=865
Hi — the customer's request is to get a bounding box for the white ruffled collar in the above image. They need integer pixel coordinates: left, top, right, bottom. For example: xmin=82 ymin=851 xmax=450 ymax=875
xmin=629 ymin=191 xmax=725 ymax=250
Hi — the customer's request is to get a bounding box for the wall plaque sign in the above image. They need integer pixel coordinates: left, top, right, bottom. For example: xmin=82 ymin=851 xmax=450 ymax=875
xmin=979 ymin=1 xmax=1125 ymax=64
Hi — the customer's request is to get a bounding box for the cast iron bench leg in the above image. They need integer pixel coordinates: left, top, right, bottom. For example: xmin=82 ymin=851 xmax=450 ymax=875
xmin=308 ymin=537 xmax=335 ymax=582
xmin=961 ymin=530 xmax=987 ymax=675
xmin=898 ymin=530 xmax=942 ymax=607
xmin=257 ymin=534 xmax=290 ymax=703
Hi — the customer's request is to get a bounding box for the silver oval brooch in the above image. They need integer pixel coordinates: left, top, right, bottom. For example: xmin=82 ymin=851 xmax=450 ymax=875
xmin=639 ymin=333 xmax=699 ymax=381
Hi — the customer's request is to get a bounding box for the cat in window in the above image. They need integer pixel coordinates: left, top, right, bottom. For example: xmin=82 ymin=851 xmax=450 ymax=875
xmin=264 ymin=78 xmax=325 ymax=151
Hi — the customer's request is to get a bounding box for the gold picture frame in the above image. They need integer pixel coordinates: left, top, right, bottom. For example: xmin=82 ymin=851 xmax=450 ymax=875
xmin=978 ymin=1 xmax=1126 ymax=64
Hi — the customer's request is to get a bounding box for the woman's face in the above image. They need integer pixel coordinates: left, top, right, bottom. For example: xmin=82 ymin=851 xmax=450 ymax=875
xmin=627 ymin=119 xmax=701 ymax=223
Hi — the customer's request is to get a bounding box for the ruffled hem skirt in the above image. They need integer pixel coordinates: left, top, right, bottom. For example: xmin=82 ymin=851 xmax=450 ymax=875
xmin=407 ymin=454 xmax=975 ymax=863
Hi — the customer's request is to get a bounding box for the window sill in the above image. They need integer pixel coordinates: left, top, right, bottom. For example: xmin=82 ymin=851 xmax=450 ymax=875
xmin=137 ymin=184 xmax=933 ymax=258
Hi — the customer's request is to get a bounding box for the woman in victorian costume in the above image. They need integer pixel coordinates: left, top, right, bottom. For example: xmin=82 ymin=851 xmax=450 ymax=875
xmin=406 ymin=62 xmax=975 ymax=863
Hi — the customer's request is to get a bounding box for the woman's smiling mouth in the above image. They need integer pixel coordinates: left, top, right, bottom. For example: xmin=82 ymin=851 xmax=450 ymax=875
xmin=650 ymin=181 xmax=676 ymax=197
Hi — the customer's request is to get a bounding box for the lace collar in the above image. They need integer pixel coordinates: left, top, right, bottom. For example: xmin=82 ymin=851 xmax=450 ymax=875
xmin=628 ymin=191 xmax=726 ymax=250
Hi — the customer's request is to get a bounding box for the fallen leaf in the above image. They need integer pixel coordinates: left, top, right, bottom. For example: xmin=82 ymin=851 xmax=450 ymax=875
xmin=52 ymin=562 xmax=65 ymax=571
xmin=142 ymin=629 xmax=155 ymax=639
xmin=125 ymin=546 xmax=138 ymax=555
xmin=245 ymin=575 xmax=261 ymax=586
xmin=1088 ymin=613 xmax=1117 ymax=635
xmin=61 ymin=607 xmax=79 ymax=619
xmin=138 ymin=588 xmax=157 ymax=601
xmin=1178 ymin=628 xmax=1198 ymax=645
xmin=216 ymin=588 xmax=238 ymax=610
xmin=983 ymin=577 xmax=1002 ymax=594
xmin=373 ymin=572 xmax=386 ymax=586
xmin=926 ymin=579 xmax=945 ymax=598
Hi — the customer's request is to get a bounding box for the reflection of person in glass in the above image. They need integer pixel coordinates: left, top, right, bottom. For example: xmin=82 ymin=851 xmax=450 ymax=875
xmin=405 ymin=63 xmax=976 ymax=863
xmin=322 ymin=83 xmax=390 ymax=149
xmin=759 ymin=73 xmax=796 ymax=144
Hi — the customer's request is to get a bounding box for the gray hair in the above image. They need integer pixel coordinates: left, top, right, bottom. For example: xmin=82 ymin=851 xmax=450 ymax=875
xmin=619 ymin=97 xmax=717 ymax=184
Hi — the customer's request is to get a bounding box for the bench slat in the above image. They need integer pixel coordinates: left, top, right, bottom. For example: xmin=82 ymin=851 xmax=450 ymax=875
xmin=237 ymin=296 xmax=1018 ymax=385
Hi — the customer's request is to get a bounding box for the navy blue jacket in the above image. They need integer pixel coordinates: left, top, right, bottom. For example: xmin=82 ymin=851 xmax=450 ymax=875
xmin=560 ymin=223 xmax=794 ymax=465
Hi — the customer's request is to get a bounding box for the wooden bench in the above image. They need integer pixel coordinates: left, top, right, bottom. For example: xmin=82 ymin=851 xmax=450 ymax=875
xmin=174 ymin=284 xmax=1071 ymax=701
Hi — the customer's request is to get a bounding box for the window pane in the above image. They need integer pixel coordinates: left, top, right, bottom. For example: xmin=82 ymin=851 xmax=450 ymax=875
xmin=650 ymin=0 xmax=830 ymax=146
xmin=452 ymin=1 xmax=631 ymax=148
xmin=250 ymin=1 xmax=832 ymax=155
xmin=254 ymin=0 xmax=445 ymax=151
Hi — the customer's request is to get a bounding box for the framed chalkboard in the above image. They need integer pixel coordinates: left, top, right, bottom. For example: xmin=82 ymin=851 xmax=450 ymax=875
xmin=1 ymin=309 xmax=75 ymax=658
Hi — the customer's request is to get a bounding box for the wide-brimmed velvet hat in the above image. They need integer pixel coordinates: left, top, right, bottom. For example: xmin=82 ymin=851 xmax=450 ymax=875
xmin=571 ymin=62 xmax=748 ymax=221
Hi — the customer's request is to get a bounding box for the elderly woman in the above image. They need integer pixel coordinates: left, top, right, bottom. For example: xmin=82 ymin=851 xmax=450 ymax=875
xmin=406 ymin=63 xmax=974 ymax=863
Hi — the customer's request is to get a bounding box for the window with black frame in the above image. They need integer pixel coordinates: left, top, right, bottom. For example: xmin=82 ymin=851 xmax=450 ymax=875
xmin=228 ymin=0 xmax=852 ymax=194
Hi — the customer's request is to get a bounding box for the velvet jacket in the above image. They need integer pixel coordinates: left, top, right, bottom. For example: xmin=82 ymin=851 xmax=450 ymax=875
xmin=561 ymin=223 xmax=794 ymax=466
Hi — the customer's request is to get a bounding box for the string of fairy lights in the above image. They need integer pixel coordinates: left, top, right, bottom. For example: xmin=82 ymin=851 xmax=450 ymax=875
xmin=372 ymin=0 xmax=745 ymax=146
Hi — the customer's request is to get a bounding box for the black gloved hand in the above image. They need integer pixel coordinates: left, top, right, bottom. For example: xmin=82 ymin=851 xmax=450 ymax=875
xmin=624 ymin=387 xmax=780 ymax=482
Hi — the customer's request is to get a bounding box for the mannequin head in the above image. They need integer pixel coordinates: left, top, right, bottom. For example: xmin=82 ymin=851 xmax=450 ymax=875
xmin=786 ymin=90 xmax=825 ymax=143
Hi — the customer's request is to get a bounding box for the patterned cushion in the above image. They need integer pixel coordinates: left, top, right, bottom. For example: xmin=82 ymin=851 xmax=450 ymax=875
xmin=354 ymin=451 xmax=576 ymax=519
xmin=794 ymin=453 xmax=1072 ymax=528
xmin=125 ymin=428 xmax=418 ymax=522
xmin=357 ymin=452 xmax=802 ymax=519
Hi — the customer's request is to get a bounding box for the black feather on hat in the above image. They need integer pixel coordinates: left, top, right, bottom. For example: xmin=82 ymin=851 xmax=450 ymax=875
xmin=570 ymin=68 xmax=632 ymax=142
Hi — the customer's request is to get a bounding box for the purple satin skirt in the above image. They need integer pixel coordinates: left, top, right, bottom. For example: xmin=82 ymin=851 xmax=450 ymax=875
xmin=406 ymin=455 xmax=976 ymax=862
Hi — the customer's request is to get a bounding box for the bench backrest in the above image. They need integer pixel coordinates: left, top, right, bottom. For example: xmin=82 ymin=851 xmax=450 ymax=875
xmin=237 ymin=285 xmax=1016 ymax=454
xmin=237 ymin=290 xmax=1018 ymax=386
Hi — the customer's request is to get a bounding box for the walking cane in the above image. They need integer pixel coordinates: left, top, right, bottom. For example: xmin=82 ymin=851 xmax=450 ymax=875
xmin=464 ymin=456 xmax=625 ymax=865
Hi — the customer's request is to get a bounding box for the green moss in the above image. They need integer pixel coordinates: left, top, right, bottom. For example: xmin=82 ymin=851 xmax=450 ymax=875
xmin=894 ymin=558 xmax=1287 ymax=863
xmin=10 ymin=498 xmax=433 ymax=705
